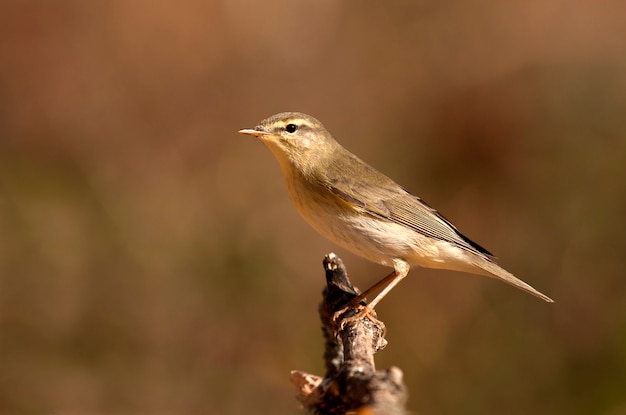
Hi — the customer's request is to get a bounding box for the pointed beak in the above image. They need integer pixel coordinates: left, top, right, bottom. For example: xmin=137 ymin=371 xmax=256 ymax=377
xmin=238 ymin=126 xmax=270 ymax=137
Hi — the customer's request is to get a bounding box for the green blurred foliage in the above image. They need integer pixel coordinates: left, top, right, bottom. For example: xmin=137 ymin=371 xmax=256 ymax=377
xmin=1 ymin=1 xmax=625 ymax=414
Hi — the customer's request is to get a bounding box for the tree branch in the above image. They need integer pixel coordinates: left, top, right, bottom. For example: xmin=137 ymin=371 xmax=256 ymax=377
xmin=290 ymin=253 xmax=408 ymax=415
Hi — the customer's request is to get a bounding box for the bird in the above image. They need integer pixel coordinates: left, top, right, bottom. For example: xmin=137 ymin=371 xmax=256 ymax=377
xmin=239 ymin=112 xmax=553 ymax=317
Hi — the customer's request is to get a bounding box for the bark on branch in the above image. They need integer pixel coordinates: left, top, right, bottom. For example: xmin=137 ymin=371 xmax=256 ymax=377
xmin=290 ymin=253 xmax=408 ymax=415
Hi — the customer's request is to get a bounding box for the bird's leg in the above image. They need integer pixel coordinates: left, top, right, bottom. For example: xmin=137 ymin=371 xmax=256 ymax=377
xmin=333 ymin=261 xmax=410 ymax=329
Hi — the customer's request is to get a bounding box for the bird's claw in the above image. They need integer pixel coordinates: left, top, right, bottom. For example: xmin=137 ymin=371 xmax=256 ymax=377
xmin=332 ymin=300 xmax=386 ymax=336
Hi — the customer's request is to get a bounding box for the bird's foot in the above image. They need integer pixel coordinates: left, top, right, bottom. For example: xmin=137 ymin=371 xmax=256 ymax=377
xmin=332 ymin=300 xmax=386 ymax=337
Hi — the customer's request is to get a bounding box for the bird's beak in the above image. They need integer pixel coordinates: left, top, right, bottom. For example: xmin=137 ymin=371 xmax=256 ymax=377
xmin=238 ymin=126 xmax=270 ymax=137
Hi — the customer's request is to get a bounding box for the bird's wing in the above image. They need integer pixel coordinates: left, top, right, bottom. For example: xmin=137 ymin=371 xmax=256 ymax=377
xmin=324 ymin=153 xmax=493 ymax=258
xmin=380 ymin=192 xmax=493 ymax=257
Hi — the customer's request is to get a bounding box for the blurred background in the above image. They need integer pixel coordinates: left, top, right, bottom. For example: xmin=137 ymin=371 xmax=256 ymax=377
xmin=1 ymin=0 xmax=625 ymax=414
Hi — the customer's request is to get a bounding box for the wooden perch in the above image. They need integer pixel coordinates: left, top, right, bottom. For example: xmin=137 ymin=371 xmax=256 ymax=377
xmin=290 ymin=253 xmax=408 ymax=415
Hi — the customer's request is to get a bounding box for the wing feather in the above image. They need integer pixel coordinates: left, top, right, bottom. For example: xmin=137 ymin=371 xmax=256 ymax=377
xmin=323 ymin=151 xmax=493 ymax=258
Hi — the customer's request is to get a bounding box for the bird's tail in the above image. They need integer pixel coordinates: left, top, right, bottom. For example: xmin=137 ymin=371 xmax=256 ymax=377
xmin=474 ymin=258 xmax=554 ymax=303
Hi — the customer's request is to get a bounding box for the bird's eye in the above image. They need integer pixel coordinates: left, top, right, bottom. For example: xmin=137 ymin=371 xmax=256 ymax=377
xmin=285 ymin=124 xmax=298 ymax=133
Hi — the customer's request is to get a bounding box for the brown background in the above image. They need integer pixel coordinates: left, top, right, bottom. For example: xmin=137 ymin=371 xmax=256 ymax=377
xmin=1 ymin=1 xmax=625 ymax=414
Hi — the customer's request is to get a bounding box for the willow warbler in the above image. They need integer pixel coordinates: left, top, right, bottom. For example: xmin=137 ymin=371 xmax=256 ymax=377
xmin=239 ymin=112 xmax=553 ymax=313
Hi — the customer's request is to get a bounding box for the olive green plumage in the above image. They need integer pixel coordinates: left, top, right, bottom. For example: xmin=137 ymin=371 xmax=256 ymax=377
xmin=239 ymin=112 xmax=553 ymax=307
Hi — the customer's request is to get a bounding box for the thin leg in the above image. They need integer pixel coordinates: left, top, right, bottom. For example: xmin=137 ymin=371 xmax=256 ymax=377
xmin=333 ymin=262 xmax=410 ymax=327
xmin=352 ymin=270 xmax=399 ymax=308
xmin=361 ymin=268 xmax=408 ymax=311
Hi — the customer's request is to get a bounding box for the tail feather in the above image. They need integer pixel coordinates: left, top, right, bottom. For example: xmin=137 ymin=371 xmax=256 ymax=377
xmin=474 ymin=259 xmax=554 ymax=303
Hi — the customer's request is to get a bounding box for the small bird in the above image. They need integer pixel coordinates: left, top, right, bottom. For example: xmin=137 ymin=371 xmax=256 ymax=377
xmin=239 ymin=112 xmax=553 ymax=315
